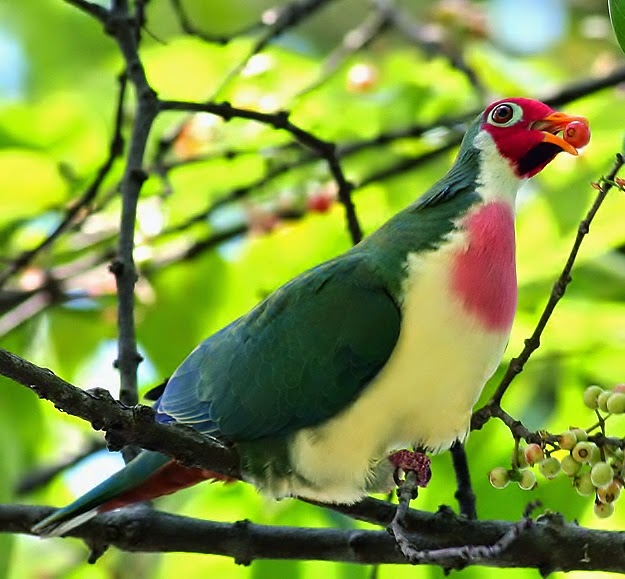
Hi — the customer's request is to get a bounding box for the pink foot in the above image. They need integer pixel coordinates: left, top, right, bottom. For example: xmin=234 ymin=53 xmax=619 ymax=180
xmin=389 ymin=449 xmax=432 ymax=488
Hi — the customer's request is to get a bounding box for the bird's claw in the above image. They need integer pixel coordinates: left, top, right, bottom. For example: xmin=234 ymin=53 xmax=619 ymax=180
xmin=389 ymin=449 xmax=432 ymax=489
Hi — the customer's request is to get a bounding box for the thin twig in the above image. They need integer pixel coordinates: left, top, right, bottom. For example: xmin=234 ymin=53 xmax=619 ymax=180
xmin=63 ymin=0 xmax=108 ymax=20
xmin=410 ymin=502 xmax=541 ymax=567
xmin=472 ymin=153 xmax=625 ymax=430
xmin=169 ymin=0 xmax=261 ymax=44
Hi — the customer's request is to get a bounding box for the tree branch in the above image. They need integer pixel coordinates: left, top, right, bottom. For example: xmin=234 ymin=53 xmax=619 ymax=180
xmin=104 ymin=4 xmax=160 ymax=408
xmin=0 ymin=347 xmax=240 ymax=478
xmin=4 ymin=503 xmax=625 ymax=572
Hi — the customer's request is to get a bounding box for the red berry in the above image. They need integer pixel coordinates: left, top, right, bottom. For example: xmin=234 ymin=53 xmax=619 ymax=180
xmin=563 ymin=121 xmax=590 ymax=149
xmin=524 ymin=443 xmax=544 ymax=466
xmin=557 ymin=430 xmax=578 ymax=451
xmin=307 ymin=187 xmax=336 ymax=213
xmin=307 ymin=194 xmax=333 ymax=213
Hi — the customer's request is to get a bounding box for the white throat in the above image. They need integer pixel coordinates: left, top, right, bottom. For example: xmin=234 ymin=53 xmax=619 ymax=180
xmin=473 ymin=130 xmax=525 ymax=208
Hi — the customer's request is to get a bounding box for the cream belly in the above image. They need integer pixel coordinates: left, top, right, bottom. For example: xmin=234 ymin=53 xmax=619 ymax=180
xmin=284 ymin=240 xmax=512 ymax=503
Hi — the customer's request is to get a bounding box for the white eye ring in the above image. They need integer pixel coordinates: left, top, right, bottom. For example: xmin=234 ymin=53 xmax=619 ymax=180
xmin=487 ymin=102 xmax=523 ymax=127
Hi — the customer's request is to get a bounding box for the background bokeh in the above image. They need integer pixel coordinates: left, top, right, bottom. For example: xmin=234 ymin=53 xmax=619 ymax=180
xmin=1 ymin=0 xmax=625 ymax=577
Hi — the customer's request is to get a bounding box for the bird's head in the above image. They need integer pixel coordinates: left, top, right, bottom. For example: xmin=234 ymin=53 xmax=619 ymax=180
xmin=477 ymin=97 xmax=589 ymax=179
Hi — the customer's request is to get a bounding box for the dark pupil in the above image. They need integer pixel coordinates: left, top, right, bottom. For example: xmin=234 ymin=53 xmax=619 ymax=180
xmin=494 ymin=105 xmax=513 ymax=123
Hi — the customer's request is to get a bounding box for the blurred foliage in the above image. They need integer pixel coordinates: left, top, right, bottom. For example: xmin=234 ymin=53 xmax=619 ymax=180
xmin=1 ymin=0 xmax=625 ymax=578
xmin=609 ymin=0 xmax=625 ymax=55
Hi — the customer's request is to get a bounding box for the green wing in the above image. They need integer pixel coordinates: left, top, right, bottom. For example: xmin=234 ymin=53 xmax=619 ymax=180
xmin=155 ymin=251 xmax=401 ymax=441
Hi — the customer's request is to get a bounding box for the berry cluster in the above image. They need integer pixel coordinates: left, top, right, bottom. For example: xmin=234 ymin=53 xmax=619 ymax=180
xmin=584 ymin=384 xmax=625 ymax=414
xmin=488 ymin=383 xmax=625 ymax=518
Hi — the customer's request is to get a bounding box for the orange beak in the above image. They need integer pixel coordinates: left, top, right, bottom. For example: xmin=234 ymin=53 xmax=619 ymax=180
xmin=531 ymin=112 xmax=589 ymax=156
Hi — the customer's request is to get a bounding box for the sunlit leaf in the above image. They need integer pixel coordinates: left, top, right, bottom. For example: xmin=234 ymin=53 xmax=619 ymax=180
xmin=0 ymin=149 xmax=66 ymax=225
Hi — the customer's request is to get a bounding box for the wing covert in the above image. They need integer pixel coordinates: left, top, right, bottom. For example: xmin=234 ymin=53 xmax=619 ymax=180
xmin=155 ymin=252 xmax=401 ymax=441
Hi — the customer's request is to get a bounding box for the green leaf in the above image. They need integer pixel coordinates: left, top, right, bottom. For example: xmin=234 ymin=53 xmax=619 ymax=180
xmin=609 ymin=0 xmax=625 ymax=55
xmin=0 ymin=149 xmax=66 ymax=226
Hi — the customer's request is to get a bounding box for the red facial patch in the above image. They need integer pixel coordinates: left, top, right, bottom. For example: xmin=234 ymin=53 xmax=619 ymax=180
xmin=451 ymin=202 xmax=517 ymax=332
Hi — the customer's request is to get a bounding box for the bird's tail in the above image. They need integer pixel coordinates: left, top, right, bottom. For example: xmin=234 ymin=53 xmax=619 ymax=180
xmin=32 ymin=450 xmax=233 ymax=537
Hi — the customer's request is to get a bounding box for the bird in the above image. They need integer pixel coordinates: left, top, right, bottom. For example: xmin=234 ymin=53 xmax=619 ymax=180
xmin=33 ymin=97 xmax=589 ymax=537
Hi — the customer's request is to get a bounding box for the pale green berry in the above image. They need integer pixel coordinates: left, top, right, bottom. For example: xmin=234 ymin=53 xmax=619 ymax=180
xmin=610 ymin=451 xmax=624 ymax=473
xmin=594 ymin=501 xmax=615 ymax=518
xmin=583 ymin=385 xmax=604 ymax=409
xmin=607 ymin=392 xmax=625 ymax=414
xmin=524 ymin=443 xmax=545 ymax=466
xmin=518 ymin=469 xmax=537 ymax=490
xmin=557 ymin=430 xmax=578 ymax=451
xmin=598 ymin=391 xmax=612 ymax=413
xmin=514 ymin=447 xmax=529 ymax=469
xmin=489 ymin=467 xmax=510 ymax=489
xmin=597 ymin=480 xmax=621 ymax=504
xmin=573 ymin=472 xmax=595 ymax=496
xmin=589 ymin=444 xmax=603 ymax=466
xmin=572 ymin=441 xmax=596 ymax=464
xmin=561 ymin=454 xmax=582 ymax=477
xmin=538 ymin=457 xmax=561 ymax=479
xmin=570 ymin=428 xmax=588 ymax=443
xmin=591 ymin=462 xmax=614 ymax=487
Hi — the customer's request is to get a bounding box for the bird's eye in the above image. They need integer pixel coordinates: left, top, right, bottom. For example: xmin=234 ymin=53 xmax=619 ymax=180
xmin=491 ymin=104 xmax=514 ymax=124
xmin=486 ymin=102 xmax=523 ymax=127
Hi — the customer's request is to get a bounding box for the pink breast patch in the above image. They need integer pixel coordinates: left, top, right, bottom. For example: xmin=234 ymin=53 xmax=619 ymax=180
xmin=451 ymin=202 xmax=517 ymax=332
